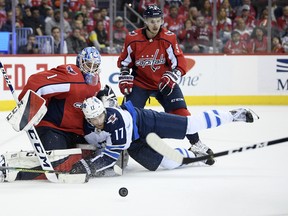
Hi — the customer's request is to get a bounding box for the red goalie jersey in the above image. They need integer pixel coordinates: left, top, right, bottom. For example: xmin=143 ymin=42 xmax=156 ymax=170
xmin=117 ymin=27 xmax=187 ymax=90
xmin=18 ymin=64 xmax=101 ymax=135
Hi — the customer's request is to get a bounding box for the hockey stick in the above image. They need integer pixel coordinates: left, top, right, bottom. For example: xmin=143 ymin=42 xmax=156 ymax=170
xmin=146 ymin=133 xmax=288 ymax=165
xmin=0 ymin=61 xmax=59 ymax=182
xmin=0 ymin=166 xmax=88 ymax=183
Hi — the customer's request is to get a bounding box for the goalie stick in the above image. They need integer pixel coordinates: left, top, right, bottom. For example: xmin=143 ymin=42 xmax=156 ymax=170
xmin=1 ymin=61 xmax=59 ymax=183
xmin=146 ymin=133 xmax=288 ymax=165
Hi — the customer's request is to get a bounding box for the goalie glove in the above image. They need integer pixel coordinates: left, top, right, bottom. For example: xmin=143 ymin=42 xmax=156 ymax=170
xmin=97 ymin=84 xmax=118 ymax=107
xmin=70 ymin=158 xmax=122 ymax=177
xmin=118 ymin=66 xmax=134 ymax=96
xmin=158 ymin=69 xmax=181 ymax=96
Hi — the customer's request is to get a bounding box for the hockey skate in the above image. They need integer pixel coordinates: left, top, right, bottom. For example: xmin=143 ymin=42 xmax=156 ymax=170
xmin=189 ymin=140 xmax=215 ymax=166
xmin=230 ymin=108 xmax=259 ymax=123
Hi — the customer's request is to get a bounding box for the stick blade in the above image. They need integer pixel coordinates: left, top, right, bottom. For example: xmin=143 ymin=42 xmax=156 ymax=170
xmin=57 ymin=173 xmax=89 ymax=183
xmin=146 ymin=133 xmax=183 ymax=164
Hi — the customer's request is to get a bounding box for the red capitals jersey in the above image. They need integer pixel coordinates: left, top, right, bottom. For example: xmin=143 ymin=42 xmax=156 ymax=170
xmin=223 ymin=40 xmax=248 ymax=54
xmin=248 ymin=36 xmax=268 ymax=53
xmin=19 ymin=64 xmax=101 ymax=135
xmin=117 ymin=28 xmax=187 ymax=90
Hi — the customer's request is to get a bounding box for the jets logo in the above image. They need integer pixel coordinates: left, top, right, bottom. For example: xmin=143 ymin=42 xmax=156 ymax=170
xmin=66 ymin=65 xmax=78 ymax=75
xmin=107 ymin=113 xmax=118 ymax=124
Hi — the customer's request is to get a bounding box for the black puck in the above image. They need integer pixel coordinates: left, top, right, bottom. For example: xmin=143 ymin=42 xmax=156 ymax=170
xmin=119 ymin=187 xmax=128 ymax=197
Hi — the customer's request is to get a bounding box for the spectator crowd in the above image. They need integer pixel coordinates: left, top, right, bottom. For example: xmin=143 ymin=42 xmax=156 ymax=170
xmin=0 ymin=0 xmax=287 ymax=54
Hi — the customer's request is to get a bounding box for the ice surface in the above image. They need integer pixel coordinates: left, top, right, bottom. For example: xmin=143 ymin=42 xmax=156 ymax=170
xmin=1 ymin=106 xmax=288 ymax=216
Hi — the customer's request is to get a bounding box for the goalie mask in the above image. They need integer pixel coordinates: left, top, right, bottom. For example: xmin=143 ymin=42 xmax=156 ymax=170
xmin=82 ymin=96 xmax=106 ymax=129
xmin=76 ymin=47 xmax=101 ymax=86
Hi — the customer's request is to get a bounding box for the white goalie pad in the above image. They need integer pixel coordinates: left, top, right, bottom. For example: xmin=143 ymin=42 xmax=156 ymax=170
xmin=6 ymin=90 xmax=47 ymax=132
xmin=2 ymin=148 xmax=82 ymax=182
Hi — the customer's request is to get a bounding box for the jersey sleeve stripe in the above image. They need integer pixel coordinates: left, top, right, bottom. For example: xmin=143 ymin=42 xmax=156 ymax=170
xmin=36 ymin=83 xmax=71 ymax=96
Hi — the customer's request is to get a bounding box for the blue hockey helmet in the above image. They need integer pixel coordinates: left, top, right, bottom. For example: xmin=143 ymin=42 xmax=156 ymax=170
xmin=76 ymin=47 xmax=101 ymax=85
xmin=143 ymin=5 xmax=163 ymax=18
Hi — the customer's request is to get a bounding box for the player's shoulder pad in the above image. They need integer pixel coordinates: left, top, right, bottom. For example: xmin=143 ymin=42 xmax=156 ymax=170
xmin=160 ymin=28 xmax=177 ymax=39
xmin=126 ymin=29 xmax=142 ymax=40
xmin=128 ymin=30 xmax=138 ymax=37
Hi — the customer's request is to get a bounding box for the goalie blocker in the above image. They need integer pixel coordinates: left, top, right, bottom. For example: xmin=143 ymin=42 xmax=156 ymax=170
xmin=6 ymin=90 xmax=47 ymax=132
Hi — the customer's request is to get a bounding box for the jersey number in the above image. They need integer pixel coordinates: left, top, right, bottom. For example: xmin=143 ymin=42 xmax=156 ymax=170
xmin=114 ymin=127 xmax=124 ymax=140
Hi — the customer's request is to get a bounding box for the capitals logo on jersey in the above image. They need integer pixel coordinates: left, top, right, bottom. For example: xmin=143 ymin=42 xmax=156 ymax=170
xmin=135 ymin=49 xmax=166 ymax=72
xmin=107 ymin=113 xmax=118 ymax=124
xmin=66 ymin=65 xmax=78 ymax=75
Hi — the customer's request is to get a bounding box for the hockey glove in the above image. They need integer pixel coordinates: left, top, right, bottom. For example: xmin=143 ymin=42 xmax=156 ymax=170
xmin=158 ymin=69 xmax=181 ymax=96
xmin=70 ymin=159 xmax=93 ymax=175
xmin=97 ymin=84 xmax=118 ymax=107
xmin=118 ymin=67 xmax=134 ymax=95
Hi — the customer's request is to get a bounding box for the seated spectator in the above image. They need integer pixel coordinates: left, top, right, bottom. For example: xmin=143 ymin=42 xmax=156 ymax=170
xmin=38 ymin=0 xmax=53 ymax=18
xmin=281 ymin=27 xmax=288 ymax=52
xmin=178 ymin=19 xmax=194 ymax=53
xmin=199 ymin=0 xmax=213 ymax=25
xmin=44 ymin=6 xmax=53 ymax=23
xmin=163 ymin=4 xmax=185 ymax=35
xmin=272 ymin=36 xmax=285 ymax=53
xmin=48 ymin=26 xmax=68 ymax=54
xmin=220 ymin=0 xmax=236 ymax=20
xmin=83 ymin=0 xmax=96 ymax=18
xmin=31 ymin=6 xmax=45 ymax=33
xmin=88 ymin=20 xmax=109 ymax=53
xmin=191 ymin=15 xmax=213 ymax=53
xmin=79 ymin=4 xmax=90 ymax=27
xmin=17 ymin=34 xmax=39 ymax=54
xmin=86 ymin=8 xmax=102 ymax=33
xmin=223 ymin=30 xmax=248 ymax=54
xmin=235 ymin=0 xmax=256 ymax=18
xmin=276 ymin=5 xmax=288 ymax=35
xmin=17 ymin=0 xmax=29 ymax=16
xmin=45 ymin=9 xmax=72 ymax=38
xmin=66 ymin=27 xmax=88 ymax=54
xmin=100 ymin=8 xmax=110 ymax=34
xmin=112 ymin=16 xmax=128 ymax=53
xmin=72 ymin=19 xmax=89 ymax=43
xmin=23 ymin=6 xmax=43 ymax=35
xmin=216 ymin=7 xmax=233 ymax=44
xmin=233 ymin=4 xmax=255 ymax=33
xmin=248 ymin=27 xmax=268 ymax=53
xmin=178 ymin=0 xmax=190 ymax=19
xmin=233 ymin=17 xmax=251 ymax=42
xmin=0 ymin=10 xmax=22 ymax=31
xmin=256 ymin=7 xmax=279 ymax=37
xmin=187 ymin=6 xmax=199 ymax=26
